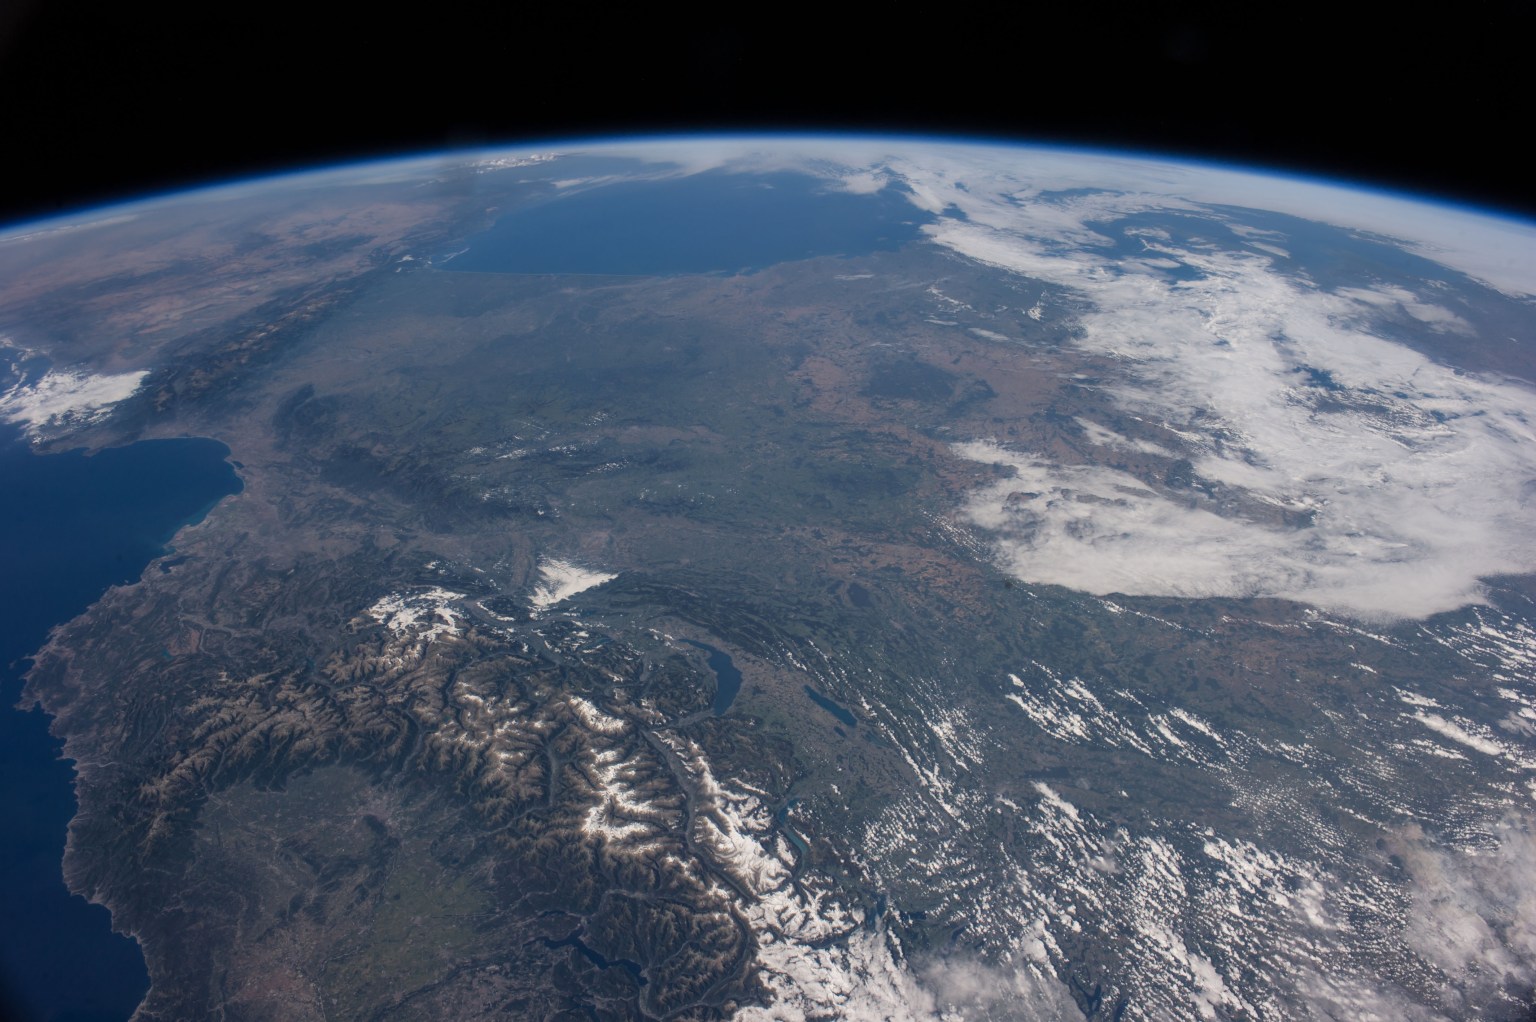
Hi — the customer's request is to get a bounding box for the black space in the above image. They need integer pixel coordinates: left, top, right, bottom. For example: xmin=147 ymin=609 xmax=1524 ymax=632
xmin=0 ymin=2 xmax=1529 ymax=227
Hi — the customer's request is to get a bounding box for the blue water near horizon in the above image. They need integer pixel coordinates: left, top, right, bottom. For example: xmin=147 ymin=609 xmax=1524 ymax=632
xmin=0 ymin=424 xmax=242 ymax=1022
xmin=440 ymin=169 xmax=934 ymax=276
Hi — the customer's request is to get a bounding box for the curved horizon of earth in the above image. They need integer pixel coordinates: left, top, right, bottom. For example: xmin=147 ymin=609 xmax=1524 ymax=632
xmin=1 ymin=136 xmax=1533 ymax=1021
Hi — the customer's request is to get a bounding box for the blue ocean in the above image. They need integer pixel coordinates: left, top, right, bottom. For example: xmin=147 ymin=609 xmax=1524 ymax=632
xmin=0 ymin=425 xmax=241 ymax=1022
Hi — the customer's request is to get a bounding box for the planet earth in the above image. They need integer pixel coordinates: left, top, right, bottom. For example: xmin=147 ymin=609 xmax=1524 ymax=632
xmin=2 ymin=137 xmax=1535 ymax=1022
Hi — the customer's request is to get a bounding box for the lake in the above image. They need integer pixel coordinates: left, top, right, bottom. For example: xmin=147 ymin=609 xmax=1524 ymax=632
xmin=679 ymin=639 xmax=742 ymax=715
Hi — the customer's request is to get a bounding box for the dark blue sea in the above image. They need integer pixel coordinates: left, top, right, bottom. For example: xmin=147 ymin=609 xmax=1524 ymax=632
xmin=0 ymin=424 xmax=241 ymax=1022
xmin=441 ymin=169 xmax=933 ymax=275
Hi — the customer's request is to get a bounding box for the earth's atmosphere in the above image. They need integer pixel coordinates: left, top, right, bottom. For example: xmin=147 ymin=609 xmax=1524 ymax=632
xmin=2 ymin=137 xmax=1534 ymax=1021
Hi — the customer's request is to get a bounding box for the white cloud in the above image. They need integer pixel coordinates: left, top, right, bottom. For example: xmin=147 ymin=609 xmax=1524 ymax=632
xmin=935 ymin=219 xmax=1535 ymax=620
xmin=1294 ymin=968 xmax=1448 ymax=1022
xmin=1073 ymin=417 xmax=1175 ymax=457
xmin=1336 ymin=284 xmax=1473 ymax=334
xmin=528 ymin=557 xmax=616 ymax=613
xmin=0 ymin=355 xmax=147 ymax=437
xmin=736 ymin=928 xmax=1085 ymax=1022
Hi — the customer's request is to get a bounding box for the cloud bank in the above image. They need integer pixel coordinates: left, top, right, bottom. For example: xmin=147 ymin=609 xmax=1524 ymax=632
xmin=0 ymin=361 xmax=147 ymax=437
xmin=857 ymin=161 xmax=1536 ymax=620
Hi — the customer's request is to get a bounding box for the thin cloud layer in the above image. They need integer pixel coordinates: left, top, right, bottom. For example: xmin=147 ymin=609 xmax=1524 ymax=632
xmin=1395 ymin=817 xmax=1536 ymax=1017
